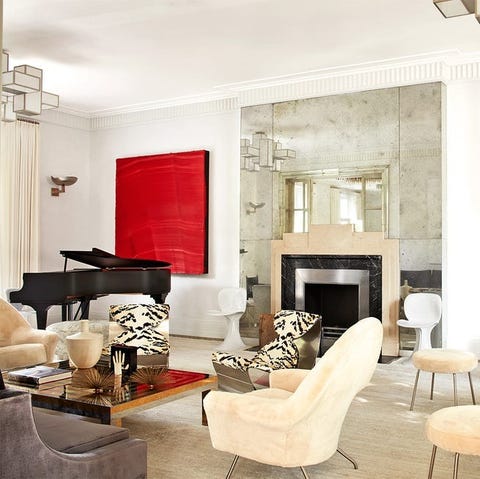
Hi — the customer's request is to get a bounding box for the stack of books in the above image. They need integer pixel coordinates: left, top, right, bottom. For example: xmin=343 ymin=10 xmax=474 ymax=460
xmin=7 ymin=365 xmax=72 ymax=386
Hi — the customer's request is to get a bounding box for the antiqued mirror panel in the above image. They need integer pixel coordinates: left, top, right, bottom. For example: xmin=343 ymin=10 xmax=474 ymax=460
xmin=239 ymin=83 xmax=443 ymax=351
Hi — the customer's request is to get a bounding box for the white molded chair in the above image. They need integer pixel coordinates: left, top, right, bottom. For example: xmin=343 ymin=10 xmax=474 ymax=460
xmin=397 ymin=293 xmax=442 ymax=352
xmin=209 ymin=288 xmax=247 ymax=351
xmin=204 ymin=317 xmax=383 ymax=479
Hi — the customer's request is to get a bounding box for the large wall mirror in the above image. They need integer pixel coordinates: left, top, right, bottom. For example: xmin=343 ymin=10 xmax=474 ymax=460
xmin=239 ymin=83 xmax=443 ymax=349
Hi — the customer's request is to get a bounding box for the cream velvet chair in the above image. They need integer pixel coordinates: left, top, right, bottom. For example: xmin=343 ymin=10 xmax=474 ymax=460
xmin=0 ymin=298 xmax=58 ymax=369
xmin=204 ymin=316 xmax=383 ymax=479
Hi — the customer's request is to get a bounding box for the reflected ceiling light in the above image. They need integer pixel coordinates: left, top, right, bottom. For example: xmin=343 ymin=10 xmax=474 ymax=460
xmin=433 ymin=0 xmax=480 ymax=22
xmin=1 ymin=50 xmax=60 ymax=122
xmin=240 ymin=132 xmax=296 ymax=172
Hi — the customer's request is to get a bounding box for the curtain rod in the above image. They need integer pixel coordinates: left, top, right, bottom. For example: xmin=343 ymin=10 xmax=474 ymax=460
xmin=17 ymin=118 xmax=40 ymax=125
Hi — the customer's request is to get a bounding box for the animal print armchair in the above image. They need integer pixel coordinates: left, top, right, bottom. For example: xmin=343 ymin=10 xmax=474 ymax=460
xmin=104 ymin=303 xmax=170 ymax=366
xmin=212 ymin=310 xmax=322 ymax=393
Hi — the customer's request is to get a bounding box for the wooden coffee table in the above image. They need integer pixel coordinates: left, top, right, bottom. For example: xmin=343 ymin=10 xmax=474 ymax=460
xmin=6 ymin=368 xmax=216 ymax=426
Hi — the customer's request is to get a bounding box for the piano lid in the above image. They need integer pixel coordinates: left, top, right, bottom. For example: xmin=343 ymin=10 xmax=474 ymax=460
xmin=60 ymin=248 xmax=171 ymax=269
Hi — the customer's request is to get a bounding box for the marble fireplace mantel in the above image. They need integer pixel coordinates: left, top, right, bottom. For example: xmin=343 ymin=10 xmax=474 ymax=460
xmin=271 ymin=224 xmax=400 ymax=356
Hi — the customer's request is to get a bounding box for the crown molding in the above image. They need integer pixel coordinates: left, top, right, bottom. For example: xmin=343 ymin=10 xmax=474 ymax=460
xmin=89 ymin=95 xmax=239 ymax=130
xmin=221 ymin=50 xmax=480 ymax=107
xmin=37 ymin=50 xmax=480 ymax=130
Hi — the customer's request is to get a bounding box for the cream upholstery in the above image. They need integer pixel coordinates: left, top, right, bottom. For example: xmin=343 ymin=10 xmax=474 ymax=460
xmin=0 ymin=298 xmax=58 ymax=369
xmin=410 ymin=349 xmax=478 ymax=411
xmin=413 ymin=349 xmax=477 ymax=374
xmin=425 ymin=405 xmax=480 ymax=478
xmin=204 ymin=317 xmax=383 ymax=477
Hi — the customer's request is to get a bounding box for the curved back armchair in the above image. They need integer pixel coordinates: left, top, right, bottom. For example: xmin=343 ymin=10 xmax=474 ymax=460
xmin=204 ymin=317 xmax=383 ymax=478
xmin=0 ymin=388 xmax=147 ymax=479
xmin=0 ymin=298 xmax=58 ymax=369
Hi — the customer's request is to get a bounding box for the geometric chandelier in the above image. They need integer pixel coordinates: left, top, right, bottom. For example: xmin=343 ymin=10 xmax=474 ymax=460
xmin=240 ymin=131 xmax=296 ymax=172
xmin=433 ymin=0 xmax=480 ymax=22
xmin=2 ymin=50 xmax=59 ymax=122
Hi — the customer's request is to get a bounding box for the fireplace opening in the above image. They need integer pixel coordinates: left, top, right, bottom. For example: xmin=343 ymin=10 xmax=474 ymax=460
xmin=293 ymin=266 xmax=371 ymax=355
xmin=304 ymin=283 xmax=359 ymax=330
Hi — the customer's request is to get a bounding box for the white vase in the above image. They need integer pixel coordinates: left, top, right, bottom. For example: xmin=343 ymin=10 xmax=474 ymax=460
xmin=66 ymin=320 xmax=103 ymax=368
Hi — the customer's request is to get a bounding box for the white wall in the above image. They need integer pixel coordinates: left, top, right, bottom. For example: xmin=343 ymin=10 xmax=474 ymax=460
xmin=35 ymin=79 xmax=480 ymax=355
xmin=39 ymin=123 xmax=91 ymax=270
xmin=443 ymin=80 xmax=480 ymax=354
xmin=39 ymin=110 xmax=240 ymax=336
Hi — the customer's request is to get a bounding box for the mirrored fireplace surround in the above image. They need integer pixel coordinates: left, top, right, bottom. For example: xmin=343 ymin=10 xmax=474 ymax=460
xmin=271 ymin=225 xmax=400 ymax=356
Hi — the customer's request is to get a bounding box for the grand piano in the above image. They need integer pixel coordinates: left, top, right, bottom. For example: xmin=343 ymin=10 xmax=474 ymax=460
xmin=10 ymin=248 xmax=171 ymax=329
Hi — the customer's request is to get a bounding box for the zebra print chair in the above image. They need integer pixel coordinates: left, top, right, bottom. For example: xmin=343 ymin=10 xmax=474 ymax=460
xmin=212 ymin=310 xmax=322 ymax=393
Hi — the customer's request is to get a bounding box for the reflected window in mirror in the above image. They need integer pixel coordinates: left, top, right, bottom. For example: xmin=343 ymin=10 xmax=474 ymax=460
xmin=283 ymin=168 xmax=388 ymax=235
xmin=286 ymin=179 xmax=309 ymax=233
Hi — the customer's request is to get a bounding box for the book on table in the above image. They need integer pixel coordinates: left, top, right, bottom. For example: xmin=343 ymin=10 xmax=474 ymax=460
xmin=7 ymin=365 xmax=72 ymax=385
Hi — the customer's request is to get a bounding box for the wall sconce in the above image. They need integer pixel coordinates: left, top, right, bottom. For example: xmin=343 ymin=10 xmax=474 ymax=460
xmin=51 ymin=176 xmax=78 ymax=196
xmin=246 ymin=201 xmax=265 ymax=215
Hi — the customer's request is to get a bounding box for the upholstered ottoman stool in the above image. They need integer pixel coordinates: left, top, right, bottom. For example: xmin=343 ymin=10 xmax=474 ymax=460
xmin=425 ymin=405 xmax=480 ymax=478
xmin=410 ymin=349 xmax=477 ymax=411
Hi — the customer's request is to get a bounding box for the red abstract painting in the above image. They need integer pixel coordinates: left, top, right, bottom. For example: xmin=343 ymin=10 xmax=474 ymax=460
xmin=115 ymin=150 xmax=209 ymax=274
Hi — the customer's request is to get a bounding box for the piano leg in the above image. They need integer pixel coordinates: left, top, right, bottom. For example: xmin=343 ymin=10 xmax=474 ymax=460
xmin=34 ymin=306 xmax=50 ymax=330
xmin=80 ymin=299 xmax=91 ymax=319
xmin=61 ymin=304 xmax=74 ymax=322
xmin=151 ymin=294 xmax=167 ymax=304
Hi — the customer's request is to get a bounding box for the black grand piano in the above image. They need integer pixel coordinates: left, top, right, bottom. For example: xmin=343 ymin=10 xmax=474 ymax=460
xmin=10 ymin=248 xmax=171 ymax=329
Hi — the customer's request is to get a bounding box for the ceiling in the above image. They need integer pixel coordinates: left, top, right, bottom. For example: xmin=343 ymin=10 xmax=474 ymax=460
xmin=4 ymin=0 xmax=480 ymax=114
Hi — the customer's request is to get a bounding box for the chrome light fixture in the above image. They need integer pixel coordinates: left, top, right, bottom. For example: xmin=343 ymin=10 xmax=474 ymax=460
xmin=51 ymin=176 xmax=78 ymax=196
xmin=1 ymin=50 xmax=60 ymax=122
xmin=433 ymin=0 xmax=480 ymax=22
xmin=240 ymin=132 xmax=296 ymax=172
xmin=246 ymin=201 xmax=266 ymax=215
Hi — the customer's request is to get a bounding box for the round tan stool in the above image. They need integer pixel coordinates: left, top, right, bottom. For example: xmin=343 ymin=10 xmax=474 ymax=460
xmin=426 ymin=405 xmax=480 ymax=478
xmin=410 ymin=349 xmax=477 ymax=411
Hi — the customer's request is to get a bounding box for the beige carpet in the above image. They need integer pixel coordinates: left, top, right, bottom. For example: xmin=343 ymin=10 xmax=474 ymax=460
xmin=123 ymin=340 xmax=479 ymax=478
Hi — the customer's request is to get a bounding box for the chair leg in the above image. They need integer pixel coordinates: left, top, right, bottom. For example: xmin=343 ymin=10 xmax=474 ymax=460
xmin=430 ymin=373 xmax=435 ymax=400
xmin=225 ymin=455 xmax=240 ymax=479
xmin=410 ymin=369 xmax=420 ymax=411
xmin=299 ymin=466 xmax=310 ymax=479
xmin=468 ymin=372 xmax=476 ymax=405
xmin=337 ymin=448 xmax=359 ymax=469
xmin=453 ymin=453 xmax=460 ymax=479
xmin=428 ymin=445 xmax=437 ymax=479
xmin=453 ymin=373 xmax=458 ymax=406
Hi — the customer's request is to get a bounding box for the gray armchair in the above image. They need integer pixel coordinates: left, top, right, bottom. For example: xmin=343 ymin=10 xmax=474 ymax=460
xmin=0 ymin=387 xmax=147 ymax=479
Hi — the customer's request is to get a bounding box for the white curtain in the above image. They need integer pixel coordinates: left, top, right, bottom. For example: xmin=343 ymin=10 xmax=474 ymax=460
xmin=0 ymin=120 xmax=40 ymax=298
